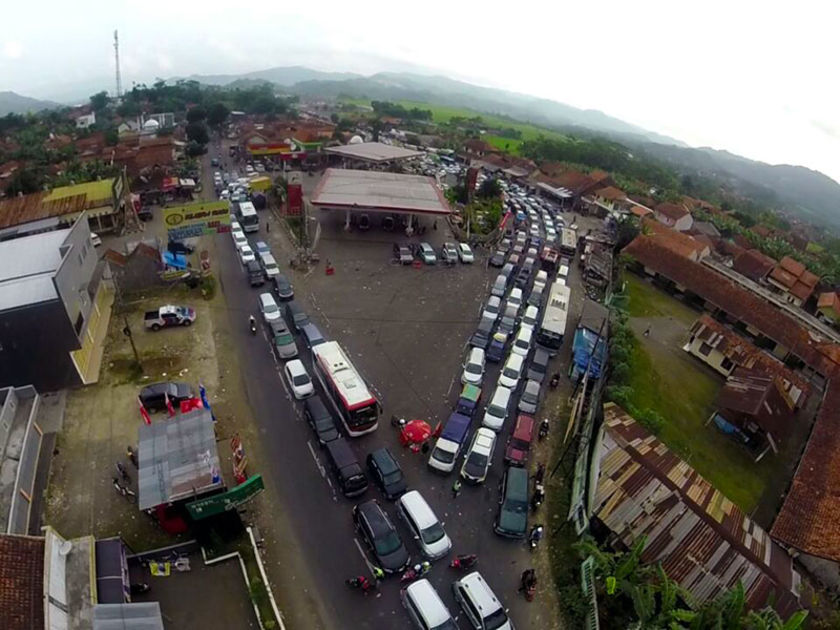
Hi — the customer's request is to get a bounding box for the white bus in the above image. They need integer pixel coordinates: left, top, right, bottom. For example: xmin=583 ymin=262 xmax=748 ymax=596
xmin=312 ymin=341 xmax=379 ymax=436
xmin=536 ymin=281 xmax=571 ymax=354
xmin=237 ymin=201 xmax=259 ymax=233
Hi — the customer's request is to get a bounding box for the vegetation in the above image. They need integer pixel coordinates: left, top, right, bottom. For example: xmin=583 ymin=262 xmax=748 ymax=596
xmin=370 ymin=100 xmax=432 ymax=120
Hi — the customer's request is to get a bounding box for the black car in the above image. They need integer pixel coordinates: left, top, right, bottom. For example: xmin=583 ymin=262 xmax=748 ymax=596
xmin=527 ymin=348 xmax=550 ymax=383
xmin=353 ymin=500 xmax=410 ymax=573
xmin=497 ymin=306 xmax=518 ymax=336
xmin=367 ymin=448 xmax=407 ymax=500
xmin=273 ymin=274 xmax=294 ymax=301
xmin=528 ymin=285 xmax=545 ymax=308
xmin=469 ymin=317 xmax=495 ymax=350
xmin=284 ymin=300 xmax=311 ymax=332
xmin=489 ymin=250 xmax=506 ymax=267
xmin=139 ymin=382 xmax=194 ymax=412
xmin=514 ymin=268 xmax=531 ymax=289
xmin=393 ymin=243 xmax=413 ymax=265
xmin=304 ymin=395 xmax=339 ymax=445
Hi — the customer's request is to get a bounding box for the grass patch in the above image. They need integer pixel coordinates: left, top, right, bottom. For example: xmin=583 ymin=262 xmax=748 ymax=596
xmin=623 ymin=274 xmax=697 ymax=324
xmin=484 ymin=135 xmax=523 ymax=154
xmin=230 ymin=538 xmax=279 ymax=629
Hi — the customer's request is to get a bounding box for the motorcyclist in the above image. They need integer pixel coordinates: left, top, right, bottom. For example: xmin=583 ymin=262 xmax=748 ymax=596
xmin=248 ymin=315 xmax=257 ymax=333
xmin=529 ymin=525 xmax=544 ymax=547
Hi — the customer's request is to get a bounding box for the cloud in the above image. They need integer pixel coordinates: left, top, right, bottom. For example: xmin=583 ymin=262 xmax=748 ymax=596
xmin=810 ymin=119 xmax=840 ymax=141
xmin=2 ymin=41 xmax=22 ymax=59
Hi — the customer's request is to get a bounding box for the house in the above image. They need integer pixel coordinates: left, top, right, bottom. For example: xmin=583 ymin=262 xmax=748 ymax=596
xmin=586 ymin=186 xmax=627 ymax=215
xmin=462 ymin=138 xmax=496 ymax=158
xmin=653 ymin=202 xmax=693 ymax=231
xmin=732 ymin=249 xmax=776 ymax=283
xmin=0 ymin=217 xmax=114 ymax=390
xmin=590 ymin=403 xmax=802 ymax=618
xmin=684 ymin=315 xmax=809 ymax=407
xmin=711 ymin=367 xmax=795 ymax=457
xmin=0 ymin=527 xmax=163 ymax=630
xmin=691 ymin=220 xmax=721 ymax=239
xmin=641 ymin=218 xmax=709 ymax=261
xmin=75 ymin=112 xmax=96 ymax=129
xmin=630 ymin=205 xmax=653 ymax=220
xmin=767 ymin=256 xmax=819 ymax=307
xmin=817 ymin=291 xmax=840 ymax=324
xmin=144 ymin=112 xmax=175 ymax=129
xmin=623 ymin=235 xmax=840 ymax=380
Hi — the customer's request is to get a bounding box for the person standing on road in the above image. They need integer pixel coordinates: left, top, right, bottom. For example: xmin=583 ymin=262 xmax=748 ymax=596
xmin=452 ymin=479 xmax=462 ymax=498
xmin=372 ymin=566 xmax=385 ymax=582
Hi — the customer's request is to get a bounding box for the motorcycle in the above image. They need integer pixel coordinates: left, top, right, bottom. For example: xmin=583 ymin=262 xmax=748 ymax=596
xmin=533 ymin=463 xmax=545 ymax=486
xmin=520 ymin=569 xmax=537 ymax=602
xmin=345 ymin=576 xmax=372 ymax=593
xmin=538 ymin=419 xmax=550 ymax=441
xmin=530 ymin=484 xmax=545 ymax=513
xmin=130 ymin=582 xmax=150 ymax=595
xmin=249 ymin=316 xmax=257 ymax=336
xmin=528 ymin=525 xmax=544 ymax=551
xmin=449 ymin=554 xmax=478 ymax=570
xmin=549 ymin=373 xmax=560 ymax=389
xmin=400 ymin=562 xmax=431 ymax=584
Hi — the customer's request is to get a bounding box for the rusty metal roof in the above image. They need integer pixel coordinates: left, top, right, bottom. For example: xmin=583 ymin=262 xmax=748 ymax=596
xmin=0 ymin=179 xmax=115 ymax=230
xmin=592 ymin=403 xmax=801 ymax=618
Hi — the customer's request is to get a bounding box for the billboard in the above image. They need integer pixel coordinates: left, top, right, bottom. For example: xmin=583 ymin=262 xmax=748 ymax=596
xmin=164 ymin=201 xmax=231 ymax=240
xmin=185 ymin=474 xmax=265 ymax=520
xmin=287 ymin=184 xmax=303 ymax=216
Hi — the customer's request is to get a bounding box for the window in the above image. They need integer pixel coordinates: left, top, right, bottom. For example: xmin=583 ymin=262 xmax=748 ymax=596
xmin=720 ymin=357 xmax=734 ymax=371
xmin=74 ymin=312 xmax=85 ymax=336
xmin=698 ymin=342 xmax=713 ymax=357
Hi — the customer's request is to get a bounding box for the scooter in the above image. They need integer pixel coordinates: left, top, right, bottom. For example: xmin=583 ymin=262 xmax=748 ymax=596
xmin=549 ymin=373 xmax=560 ymax=389
xmin=400 ymin=562 xmax=431 ymax=584
xmin=538 ymin=419 xmax=550 ymax=441
xmin=249 ymin=316 xmax=257 ymax=336
xmin=530 ymin=484 xmax=545 ymax=513
xmin=528 ymin=525 xmax=544 ymax=551
xmin=449 ymin=554 xmax=478 ymax=570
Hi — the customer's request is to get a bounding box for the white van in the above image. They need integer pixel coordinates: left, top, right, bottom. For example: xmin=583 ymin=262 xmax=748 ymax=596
xmin=461 ymin=347 xmax=486 ymax=386
xmin=397 ymin=491 xmax=452 ymax=559
xmin=491 ymin=274 xmax=507 ymax=298
xmin=558 ymin=264 xmax=570 ymax=280
xmin=511 ymin=327 xmax=532 ymax=357
xmin=520 ymin=305 xmax=539 ymax=332
xmin=508 ymin=287 xmax=523 ymax=309
xmin=402 ymin=579 xmax=456 ymax=630
xmin=499 ymin=353 xmax=524 ymax=389
xmin=482 ymin=386 xmax=512 ymax=432
xmin=452 ymin=572 xmax=513 ymax=630
xmin=533 ymin=270 xmax=548 ymax=292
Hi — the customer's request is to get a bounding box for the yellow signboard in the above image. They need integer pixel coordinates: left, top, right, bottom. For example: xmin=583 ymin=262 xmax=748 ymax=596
xmin=164 ymin=201 xmax=231 ymax=240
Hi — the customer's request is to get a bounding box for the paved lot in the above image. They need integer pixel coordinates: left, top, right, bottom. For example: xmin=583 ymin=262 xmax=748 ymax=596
xmin=209 ymin=163 xmax=593 ymax=629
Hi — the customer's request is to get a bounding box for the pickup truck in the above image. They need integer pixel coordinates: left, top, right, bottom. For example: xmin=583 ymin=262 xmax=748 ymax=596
xmin=144 ymin=305 xmax=196 ymax=331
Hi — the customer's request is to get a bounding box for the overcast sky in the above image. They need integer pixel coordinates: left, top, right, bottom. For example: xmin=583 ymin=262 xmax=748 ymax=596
xmin=2 ymin=1 xmax=838 ymax=183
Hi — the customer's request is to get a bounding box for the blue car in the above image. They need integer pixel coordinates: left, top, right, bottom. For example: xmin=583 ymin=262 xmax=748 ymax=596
xmin=487 ymin=332 xmax=507 ymax=363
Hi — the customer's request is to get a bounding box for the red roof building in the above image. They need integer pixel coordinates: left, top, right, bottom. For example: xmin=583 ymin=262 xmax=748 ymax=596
xmin=641 ymin=217 xmax=709 ymax=261
xmin=767 ymin=256 xmax=819 ymax=307
xmin=732 ymin=249 xmax=777 ymax=283
xmin=0 ymin=534 xmax=45 ymax=630
xmin=818 ymin=292 xmax=840 ymax=324
xmin=653 ymin=202 xmax=693 ymax=232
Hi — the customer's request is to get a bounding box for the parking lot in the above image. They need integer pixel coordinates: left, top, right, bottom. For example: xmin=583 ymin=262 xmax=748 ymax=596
xmin=211 ymin=156 xmax=592 ymax=629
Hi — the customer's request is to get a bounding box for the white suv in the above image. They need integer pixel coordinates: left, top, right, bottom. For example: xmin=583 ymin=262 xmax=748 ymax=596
xmin=461 ymin=347 xmax=486 ymax=386
xmin=402 ymin=579 xmax=456 ymax=630
xmin=452 ymin=571 xmax=513 ymax=630
xmin=482 ymin=386 xmax=511 ymax=432
xmin=460 ymin=427 xmax=496 ymax=484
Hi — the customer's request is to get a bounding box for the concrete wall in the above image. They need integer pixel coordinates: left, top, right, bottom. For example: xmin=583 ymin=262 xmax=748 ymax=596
xmin=0 ymin=387 xmax=18 ymax=457
xmin=54 ymin=218 xmax=97 ymax=342
xmin=798 ymin=552 xmax=840 ymax=591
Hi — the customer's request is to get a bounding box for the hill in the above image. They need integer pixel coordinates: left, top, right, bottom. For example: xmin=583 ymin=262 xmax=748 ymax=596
xmin=184 ymin=66 xmax=361 ymax=87
xmin=0 ymin=91 xmax=59 ymax=115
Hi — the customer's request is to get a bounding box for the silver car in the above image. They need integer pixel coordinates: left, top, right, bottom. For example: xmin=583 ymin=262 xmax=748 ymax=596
xmin=518 ymin=379 xmax=541 ymax=414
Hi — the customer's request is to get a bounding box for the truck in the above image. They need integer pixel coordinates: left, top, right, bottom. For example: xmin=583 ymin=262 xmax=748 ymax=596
xmin=428 ymin=412 xmax=472 ymax=474
xmin=144 ymin=305 xmax=196 ymax=331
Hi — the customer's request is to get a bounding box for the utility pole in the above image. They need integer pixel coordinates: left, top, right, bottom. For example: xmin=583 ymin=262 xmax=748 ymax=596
xmin=122 ymin=315 xmax=142 ymax=371
xmin=113 ymin=30 xmax=122 ymax=99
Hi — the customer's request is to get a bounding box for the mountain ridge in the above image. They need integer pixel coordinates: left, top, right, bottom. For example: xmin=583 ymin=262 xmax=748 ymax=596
xmin=0 ymin=91 xmax=60 ymax=116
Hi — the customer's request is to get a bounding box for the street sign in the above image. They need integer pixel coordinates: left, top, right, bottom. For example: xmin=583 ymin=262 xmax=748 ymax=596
xmin=164 ymin=201 xmax=231 ymax=240
xmin=185 ymin=474 xmax=265 ymax=520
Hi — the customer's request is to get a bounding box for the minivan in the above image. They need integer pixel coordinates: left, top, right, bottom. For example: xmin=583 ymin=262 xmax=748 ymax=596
xmin=495 ymin=466 xmax=529 ymax=538
xmin=304 ymin=395 xmax=339 ymax=445
xmin=284 ymin=300 xmax=311 ymax=332
xmin=504 ymin=414 xmax=536 ymax=466
xmin=462 ymin=347 xmax=486 ymax=386
xmin=398 ymin=490 xmax=452 ymax=559
xmin=490 ymin=274 xmax=507 ymax=298
xmin=452 ymin=572 xmax=513 ymax=630
xmin=324 ymin=439 xmax=368 ymax=497
xmin=300 ymin=322 xmax=327 ymax=351
xmin=428 ymin=412 xmax=472 ymax=473
xmin=259 ymin=292 xmax=281 ymax=323
xmin=498 ymin=353 xmax=524 ymax=389
xmin=520 ymin=305 xmax=539 ymax=331
xmin=511 ymin=327 xmax=532 ymax=357
xmin=482 ymin=386 xmax=512 ymax=432
xmin=402 ymin=579 xmax=457 ymax=630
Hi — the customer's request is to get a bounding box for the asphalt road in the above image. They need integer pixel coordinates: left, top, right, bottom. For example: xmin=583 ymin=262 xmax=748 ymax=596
xmin=207 ymin=148 xmax=592 ymax=629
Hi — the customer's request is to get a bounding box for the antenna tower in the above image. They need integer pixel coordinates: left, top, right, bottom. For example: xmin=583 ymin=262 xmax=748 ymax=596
xmin=113 ymin=30 xmax=122 ymax=98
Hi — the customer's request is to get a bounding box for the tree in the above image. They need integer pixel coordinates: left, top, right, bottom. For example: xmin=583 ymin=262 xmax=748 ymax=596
xmin=207 ymin=102 xmax=230 ymax=129
xmin=185 ymin=141 xmax=207 ymax=157
xmin=104 ymin=128 xmax=119 ymax=146
xmin=477 ymin=177 xmax=502 ymax=199
xmin=186 ymin=106 xmax=207 ymax=123
xmin=90 ymin=91 xmax=109 ymax=111
xmin=185 ymin=121 xmax=209 ymax=145
xmin=330 ymin=113 xmax=339 ymax=123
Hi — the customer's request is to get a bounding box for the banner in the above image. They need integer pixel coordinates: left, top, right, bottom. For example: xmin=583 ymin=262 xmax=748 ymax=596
xmin=185 ymin=475 xmax=265 ymax=520
xmin=287 ymin=184 xmax=303 ymax=216
xmin=164 ymin=201 xmax=231 ymax=240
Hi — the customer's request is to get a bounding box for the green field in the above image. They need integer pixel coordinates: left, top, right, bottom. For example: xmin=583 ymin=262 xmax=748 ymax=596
xmin=339 ymin=96 xmax=571 ymax=146
xmin=483 ymin=135 xmax=523 ymax=155
xmin=623 ymin=275 xmax=777 ymax=513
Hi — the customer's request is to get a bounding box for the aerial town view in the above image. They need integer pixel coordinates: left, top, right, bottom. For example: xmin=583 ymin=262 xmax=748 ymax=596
xmin=0 ymin=3 xmax=838 ymax=629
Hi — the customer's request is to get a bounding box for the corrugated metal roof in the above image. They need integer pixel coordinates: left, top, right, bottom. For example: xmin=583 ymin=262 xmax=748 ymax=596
xmin=137 ymin=408 xmax=222 ymax=510
xmin=0 ymin=228 xmax=70 ymax=311
xmin=93 ymin=603 xmax=164 ymax=630
xmin=592 ymin=403 xmax=801 ymax=618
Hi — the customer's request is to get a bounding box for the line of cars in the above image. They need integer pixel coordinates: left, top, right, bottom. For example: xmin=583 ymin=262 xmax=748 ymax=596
xmin=228 ymin=224 xmax=509 ymax=629
xmin=393 ymin=241 xmax=474 ymax=265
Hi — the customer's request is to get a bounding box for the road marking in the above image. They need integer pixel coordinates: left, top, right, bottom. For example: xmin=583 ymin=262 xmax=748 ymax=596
xmin=353 ymin=537 xmax=376 ymax=572
xmin=307 ymin=441 xmax=326 ymax=478
xmin=445 ymin=372 xmax=459 ymax=400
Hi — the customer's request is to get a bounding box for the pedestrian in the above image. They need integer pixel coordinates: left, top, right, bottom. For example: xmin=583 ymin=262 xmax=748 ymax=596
xmin=372 ymin=566 xmax=385 ymax=581
xmin=452 ymin=479 xmax=462 ymax=498
xmin=643 ymin=326 xmax=651 ymax=337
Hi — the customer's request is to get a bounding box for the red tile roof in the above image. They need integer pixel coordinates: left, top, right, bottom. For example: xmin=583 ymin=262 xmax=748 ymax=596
xmin=624 ymin=235 xmax=840 ymax=377
xmin=733 ymin=249 xmax=777 ymax=282
xmin=654 ymin=202 xmax=690 ymax=221
xmin=818 ymin=292 xmax=840 ymax=313
xmin=0 ymin=534 xmax=45 ymax=630
xmin=641 ymin=218 xmax=708 ymax=260
xmin=593 ymin=186 xmax=626 ymax=201
xmin=595 ymin=404 xmax=802 ymax=617
xmin=715 ymin=368 xmax=794 ymax=441
xmin=769 ymin=256 xmax=819 ymax=301
xmin=630 ymin=205 xmax=653 ymax=218
xmin=772 ymin=381 xmax=840 ymax=561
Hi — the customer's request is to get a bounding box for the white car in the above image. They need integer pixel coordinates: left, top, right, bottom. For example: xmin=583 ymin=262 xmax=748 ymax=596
xmin=230 ymin=220 xmax=242 ymax=233
xmin=261 ymin=253 xmax=280 ymax=279
xmin=232 ymin=230 xmax=248 ymax=250
xmin=458 ymin=242 xmax=474 ymax=263
xmin=511 ymin=327 xmax=532 ymax=357
xmin=499 ymin=353 xmax=524 ymax=389
xmin=259 ymin=292 xmax=281 ymax=323
xmin=508 ymin=287 xmax=524 ymax=310
xmin=284 ymin=359 xmax=314 ymax=399
xmin=482 ymin=296 xmax=502 ymax=322
xmin=461 ymin=347 xmax=485 ymax=386
xmin=482 ymin=386 xmax=512 ymax=432
xmin=520 ymin=305 xmax=539 ymax=331
xmin=460 ymin=428 xmax=496 ymax=484
xmin=239 ymin=244 xmax=255 ymax=265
